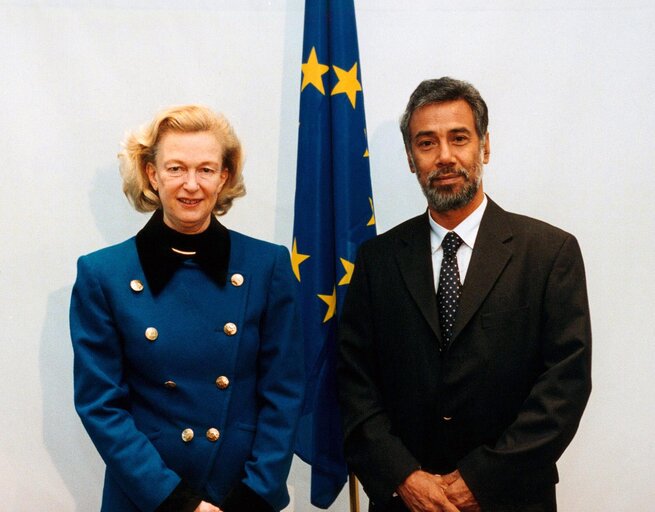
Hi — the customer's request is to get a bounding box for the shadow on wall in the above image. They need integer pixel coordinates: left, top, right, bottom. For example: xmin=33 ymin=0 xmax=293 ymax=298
xmin=273 ymin=0 xmax=303 ymax=247
xmin=38 ymin=162 xmax=146 ymax=511
xmin=91 ymin=164 xmax=146 ymax=247
xmin=369 ymin=119 xmax=425 ymax=233
xmin=40 ymin=286 xmax=104 ymax=511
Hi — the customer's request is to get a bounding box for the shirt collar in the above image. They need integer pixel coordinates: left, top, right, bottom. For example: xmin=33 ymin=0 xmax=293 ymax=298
xmin=135 ymin=209 xmax=230 ymax=295
xmin=429 ymin=194 xmax=488 ymax=253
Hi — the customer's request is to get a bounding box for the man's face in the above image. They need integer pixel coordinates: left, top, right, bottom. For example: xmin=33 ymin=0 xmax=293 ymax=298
xmin=407 ymin=99 xmax=490 ymax=213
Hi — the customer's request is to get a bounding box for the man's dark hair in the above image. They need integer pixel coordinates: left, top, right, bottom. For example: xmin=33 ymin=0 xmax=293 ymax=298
xmin=400 ymin=77 xmax=488 ymax=149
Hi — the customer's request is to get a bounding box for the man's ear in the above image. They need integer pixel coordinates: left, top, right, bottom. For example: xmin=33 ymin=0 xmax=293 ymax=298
xmin=406 ymin=151 xmax=416 ymax=173
xmin=482 ymin=133 xmax=490 ymax=164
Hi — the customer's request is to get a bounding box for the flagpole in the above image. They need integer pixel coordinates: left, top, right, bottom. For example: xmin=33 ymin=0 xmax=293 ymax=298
xmin=348 ymin=472 xmax=360 ymax=512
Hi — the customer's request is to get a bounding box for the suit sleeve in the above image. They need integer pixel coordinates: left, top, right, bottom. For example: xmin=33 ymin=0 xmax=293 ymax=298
xmin=457 ymin=234 xmax=592 ymax=505
xmin=337 ymin=246 xmax=421 ymax=506
xmin=70 ymin=256 xmax=189 ymax=511
xmin=237 ymin=245 xmax=304 ymax=511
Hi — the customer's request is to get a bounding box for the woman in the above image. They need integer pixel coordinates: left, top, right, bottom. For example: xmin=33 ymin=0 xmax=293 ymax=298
xmin=70 ymin=105 xmax=304 ymax=512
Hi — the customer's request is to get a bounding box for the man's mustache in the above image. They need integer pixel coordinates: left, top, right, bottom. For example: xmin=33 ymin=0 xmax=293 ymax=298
xmin=427 ymin=167 xmax=470 ymax=182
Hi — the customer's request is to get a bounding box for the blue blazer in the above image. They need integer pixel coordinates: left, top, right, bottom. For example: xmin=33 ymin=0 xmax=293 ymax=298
xmin=70 ymin=230 xmax=304 ymax=511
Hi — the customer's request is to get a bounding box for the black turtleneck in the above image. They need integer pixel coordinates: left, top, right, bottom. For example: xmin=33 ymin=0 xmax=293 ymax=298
xmin=135 ymin=209 xmax=230 ymax=296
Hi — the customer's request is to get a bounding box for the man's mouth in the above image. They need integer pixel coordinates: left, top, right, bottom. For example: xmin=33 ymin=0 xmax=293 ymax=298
xmin=429 ymin=167 xmax=469 ymax=185
xmin=434 ymin=173 xmax=461 ymax=180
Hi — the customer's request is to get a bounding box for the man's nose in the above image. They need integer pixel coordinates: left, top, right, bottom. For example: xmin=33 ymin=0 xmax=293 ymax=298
xmin=436 ymin=143 xmax=455 ymax=166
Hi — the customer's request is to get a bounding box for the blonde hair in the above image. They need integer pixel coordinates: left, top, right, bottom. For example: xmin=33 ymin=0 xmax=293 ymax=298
xmin=119 ymin=104 xmax=246 ymax=215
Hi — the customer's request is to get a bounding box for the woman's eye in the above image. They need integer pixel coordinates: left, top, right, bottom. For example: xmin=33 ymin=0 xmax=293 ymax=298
xmin=167 ymin=166 xmax=183 ymax=174
xmin=201 ymin=167 xmax=216 ymax=174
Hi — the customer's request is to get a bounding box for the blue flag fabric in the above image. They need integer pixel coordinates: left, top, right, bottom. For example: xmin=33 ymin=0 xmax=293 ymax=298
xmin=292 ymin=0 xmax=377 ymax=508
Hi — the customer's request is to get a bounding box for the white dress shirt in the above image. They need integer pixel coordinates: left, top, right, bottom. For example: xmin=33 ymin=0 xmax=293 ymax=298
xmin=429 ymin=195 xmax=488 ymax=293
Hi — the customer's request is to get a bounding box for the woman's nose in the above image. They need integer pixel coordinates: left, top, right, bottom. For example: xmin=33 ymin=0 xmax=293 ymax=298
xmin=183 ymin=170 xmax=200 ymax=190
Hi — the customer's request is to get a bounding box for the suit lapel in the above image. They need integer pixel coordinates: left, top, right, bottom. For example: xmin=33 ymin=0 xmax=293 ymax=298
xmin=450 ymin=199 xmax=513 ymax=344
xmin=395 ymin=213 xmax=442 ymax=342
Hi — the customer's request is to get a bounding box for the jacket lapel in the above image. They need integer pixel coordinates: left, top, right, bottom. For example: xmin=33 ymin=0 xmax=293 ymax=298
xmin=450 ymin=198 xmax=513 ymax=344
xmin=395 ymin=213 xmax=442 ymax=342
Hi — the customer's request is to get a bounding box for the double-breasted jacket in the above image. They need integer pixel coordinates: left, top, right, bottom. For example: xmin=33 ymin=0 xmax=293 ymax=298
xmin=70 ymin=220 xmax=303 ymax=512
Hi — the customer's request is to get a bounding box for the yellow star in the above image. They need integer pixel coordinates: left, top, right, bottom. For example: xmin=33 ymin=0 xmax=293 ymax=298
xmin=367 ymin=197 xmax=376 ymax=227
xmin=301 ymin=47 xmax=329 ymax=95
xmin=317 ymin=286 xmax=337 ymax=323
xmin=291 ymin=238 xmax=310 ymax=282
xmin=363 ymin=148 xmax=369 ymax=158
xmin=338 ymin=258 xmax=355 ymax=286
xmin=331 ymin=62 xmax=362 ymax=108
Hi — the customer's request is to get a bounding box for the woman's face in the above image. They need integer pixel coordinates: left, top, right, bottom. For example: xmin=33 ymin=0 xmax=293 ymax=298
xmin=146 ymin=131 xmax=228 ymax=234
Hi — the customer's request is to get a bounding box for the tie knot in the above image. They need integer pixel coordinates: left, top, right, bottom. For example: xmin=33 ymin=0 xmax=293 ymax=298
xmin=442 ymin=232 xmax=463 ymax=257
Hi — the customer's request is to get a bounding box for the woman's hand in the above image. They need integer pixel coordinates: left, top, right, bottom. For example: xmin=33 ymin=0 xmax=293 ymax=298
xmin=194 ymin=500 xmax=222 ymax=512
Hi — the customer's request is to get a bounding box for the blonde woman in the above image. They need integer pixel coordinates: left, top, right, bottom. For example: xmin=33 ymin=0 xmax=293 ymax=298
xmin=71 ymin=105 xmax=303 ymax=512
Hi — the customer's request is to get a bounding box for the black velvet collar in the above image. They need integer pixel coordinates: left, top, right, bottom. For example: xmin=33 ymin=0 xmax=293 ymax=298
xmin=135 ymin=209 xmax=230 ymax=295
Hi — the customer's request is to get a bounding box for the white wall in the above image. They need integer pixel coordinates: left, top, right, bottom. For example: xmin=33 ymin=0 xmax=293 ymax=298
xmin=1 ymin=1 xmax=653 ymax=510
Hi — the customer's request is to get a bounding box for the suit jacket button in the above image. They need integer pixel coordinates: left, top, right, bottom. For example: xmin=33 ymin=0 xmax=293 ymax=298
xmin=181 ymin=428 xmax=194 ymax=442
xmin=164 ymin=380 xmax=177 ymax=389
xmin=215 ymin=376 xmax=230 ymax=389
xmin=130 ymin=279 xmax=144 ymax=292
xmin=145 ymin=327 xmax=158 ymax=341
xmin=230 ymin=273 xmax=244 ymax=287
xmin=206 ymin=428 xmax=220 ymax=442
xmin=223 ymin=322 xmax=237 ymax=336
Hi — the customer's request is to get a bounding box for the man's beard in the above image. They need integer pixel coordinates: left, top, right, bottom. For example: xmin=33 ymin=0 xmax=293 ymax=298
xmin=417 ymin=164 xmax=483 ymax=213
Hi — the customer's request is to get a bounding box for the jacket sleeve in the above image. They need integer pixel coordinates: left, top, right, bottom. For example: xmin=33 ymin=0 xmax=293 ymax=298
xmin=457 ymin=234 xmax=592 ymax=506
xmin=337 ymin=246 xmax=421 ymax=506
xmin=70 ymin=255 xmax=187 ymax=511
xmin=236 ymin=245 xmax=304 ymax=511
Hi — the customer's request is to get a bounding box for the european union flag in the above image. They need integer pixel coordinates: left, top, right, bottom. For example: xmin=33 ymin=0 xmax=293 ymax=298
xmin=292 ymin=0 xmax=376 ymax=508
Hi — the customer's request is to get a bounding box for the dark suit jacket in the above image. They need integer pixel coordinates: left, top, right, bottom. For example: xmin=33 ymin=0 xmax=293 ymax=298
xmin=337 ymin=198 xmax=591 ymax=511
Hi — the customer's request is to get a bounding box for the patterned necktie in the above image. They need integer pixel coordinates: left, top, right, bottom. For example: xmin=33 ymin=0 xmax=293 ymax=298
xmin=437 ymin=231 xmax=464 ymax=350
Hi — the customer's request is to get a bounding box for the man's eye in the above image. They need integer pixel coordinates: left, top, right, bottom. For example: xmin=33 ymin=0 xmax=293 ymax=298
xmin=453 ymin=136 xmax=468 ymax=144
xmin=418 ymin=140 xmax=434 ymax=148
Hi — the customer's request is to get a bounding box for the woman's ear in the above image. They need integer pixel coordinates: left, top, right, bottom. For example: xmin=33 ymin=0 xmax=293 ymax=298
xmin=146 ymin=162 xmax=158 ymax=191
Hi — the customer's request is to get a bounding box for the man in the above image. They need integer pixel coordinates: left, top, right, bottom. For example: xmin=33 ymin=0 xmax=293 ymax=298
xmin=337 ymin=77 xmax=591 ymax=512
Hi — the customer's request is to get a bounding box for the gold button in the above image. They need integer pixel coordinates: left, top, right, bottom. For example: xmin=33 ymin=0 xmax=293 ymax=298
xmin=130 ymin=279 xmax=144 ymax=292
xmin=230 ymin=273 xmax=244 ymax=287
xmin=223 ymin=322 xmax=237 ymax=336
xmin=181 ymin=428 xmax=194 ymax=442
xmin=206 ymin=428 xmax=220 ymax=442
xmin=215 ymin=376 xmax=230 ymax=389
xmin=164 ymin=380 xmax=177 ymax=389
xmin=145 ymin=327 xmax=158 ymax=341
